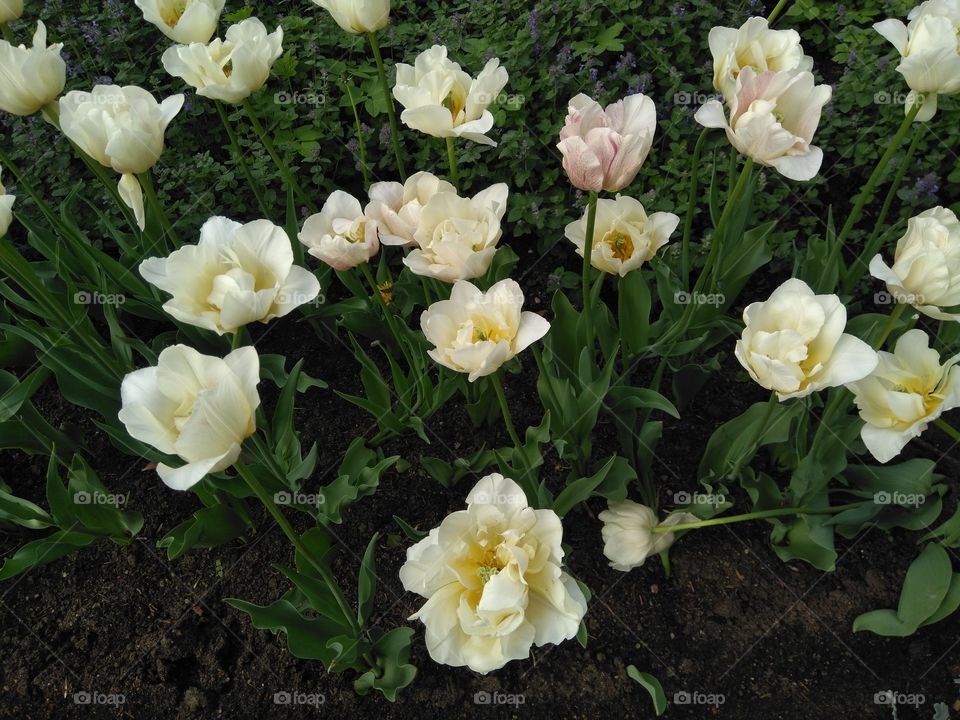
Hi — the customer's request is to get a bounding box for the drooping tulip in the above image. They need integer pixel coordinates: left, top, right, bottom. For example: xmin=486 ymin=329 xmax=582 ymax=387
xmin=599 ymin=501 xmax=698 ymax=571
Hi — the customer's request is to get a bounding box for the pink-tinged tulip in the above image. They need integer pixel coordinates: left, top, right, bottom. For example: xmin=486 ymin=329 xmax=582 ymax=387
xmin=556 ymin=93 xmax=656 ymax=193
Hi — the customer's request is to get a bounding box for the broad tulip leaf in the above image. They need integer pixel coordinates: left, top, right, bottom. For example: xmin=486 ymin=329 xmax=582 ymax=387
xmin=626 ymin=666 xmax=667 ymax=717
xmin=226 ymin=597 xmax=345 ymax=666
xmin=357 ymin=533 xmax=380 ymax=626
xmin=0 ymin=530 xmax=95 ymax=580
xmin=897 ymin=543 xmax=952 ymax=628
xmin=353 ymin=627 xmax=418 ymax=702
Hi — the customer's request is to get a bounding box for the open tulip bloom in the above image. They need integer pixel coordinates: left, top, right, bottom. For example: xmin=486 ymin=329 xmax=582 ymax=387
xmin=311 ymin=0 xmax=390 ymax=34
xmin=393 ymin=44 xmax=509 ymax=146
xmin=400 ymin=473 xmax=587 ymax=674
xmin=874 ymin=0 xmax=960 ymax=121
xmin=556 ymin=92 xmax=656 ymax=193
xmin=161 ymin=18 xmax=284 ymax=105
xmin=420 ymin=278 xmax=550 ymax=381
xmin=299 ymin=190 xmax=381 ymax=271
xmin=847 ymin=329 xmax=960 ymax=463
xmin=118 ymin=345 xmax=260 ymax=490
xmin=0 ymin=21 xmax=66 ymax=116
xmin=695 ymin=67 xmax=831 ymax=181
xmin=365 ymin=171 xmax=456 ymax=247
xmin=59 ymin=85 xmax=184 ymax=230
xmin=135 ymin=0 xmax=226 ymax=44
xmin=140 ymin=216 xmax=320 ymax=334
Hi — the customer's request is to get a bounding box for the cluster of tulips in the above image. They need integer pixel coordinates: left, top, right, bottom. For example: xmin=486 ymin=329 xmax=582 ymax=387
xmin=0 ymin=0 xmax=959 ymax=688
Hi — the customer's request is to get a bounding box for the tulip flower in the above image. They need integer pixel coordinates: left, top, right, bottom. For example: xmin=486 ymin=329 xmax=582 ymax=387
xmin=0 ymin=168 xmax=13 ymax=238
xmin=420 ymin=278 xmax=549 ymax=381
xmin=735 ymin=278 xmax=878 ymax=400
xmin=135 ymin=0 xmax=226 ymax=44
xmin=311 ymin=0 xmax=390 ymax=34
xmin=393 ymin=44 xmax=509 ymax=146
xmin=0 ymin=0 xmax=23 ymax=24
xmin=847 ymin=330 xmax=960 ymax=463
xmin=875 ymin=1 xmax=960 ymax=122
xmin=161 ymin=18 xmax=284 ymax=105
xmin=869 ymin=206 xmax=960 ymax=321
xmin=139 ymin=217 xmax=320 ymax=335
xmin=400 ymin=473 xmax=587 ymax=674
xmin=564 ymin=194 xmax=679 ymax=276
xmin=556 ymin=92 xmax=657 ymax=193
xmin=695 ymin=67 xmax=831 ymax=181
xmin=0 ymin=22 xmax=66 ymax=116
xmin=118 ymin=345 xmax=261 ymax=490
xmin=59 ymin=85 xmax=184 ymax=230
xmin=599 ymin=501 xmax=698 ymax=571
xmin=298 ymin=190 xmax=380 ymax=271
xmin=404 ymin=183 xmax=508 ymax=282
xmin=364 ymin=171 xmax=456 ymax=247
xmin=709 ymin=16 xmax=813 ymax=102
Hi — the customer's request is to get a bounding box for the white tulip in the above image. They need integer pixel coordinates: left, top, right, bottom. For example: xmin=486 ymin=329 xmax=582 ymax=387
xmin=161 ymin=18 xmax=284 ymax=105
xmin=0 ymin=0 xmax=23 ymax=24
xmin=59 ymin=85 xmax=184 ymax=231
xmin=364 ymin=171 xmax=456 ymax=247
xmin=875 ymin=0 xmax=960 ymax=121
xmin=735 ymin=278 xmax=878 ymax=400
xmin=311 ymin=0 xmax=390 ymax=34
xmin=695 ymin=67 xmax=831 ymax=181
xmin=299 ymin=190 xmax=380 ymax=271
xmin=847 ymin=330 xmax=960 ymax=463
xmin=135 ymin=0 xmax=226 ymax=44
xmin=0 ymin=167 xmax=13 ymax=238
xmin=599 ymin=501 xmax=698 ymax=572
xmin=404 ymin=183 xmax=508 ymax=282
xmin=869 ymin=206 xmax=960 ymax=322
xmin=139 ymin=217 xmax=320 ymax=335
xmin=0 ymin=22 xmax=66 ymax=116
xmin=400 ymin=473 xmax=587 ymax=674
xmin=709 ymin=16 xmax=813 ymax=102
xmin=420 ymin=278 xmax=549 ymax=382
xmin=118 ymin=345 xmax=260 ymax=491
xmin=564 ymin=195 xmax=679 ymax=276
xmin=393 ymin=45 xmax=509 ymax=146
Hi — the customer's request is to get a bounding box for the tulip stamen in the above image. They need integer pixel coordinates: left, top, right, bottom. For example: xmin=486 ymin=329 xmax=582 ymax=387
xmin=604 ymin=230 xmax=635 ymax=261
xmin=476 ymin=565 xmax=499 ymax=584
xmin=223 ymin=60 xmax=233 ymax=78
xmin=442 ymin=91 xmax=465 ymax=124
xmin=160 ymin=0 xmax=189 ymax=28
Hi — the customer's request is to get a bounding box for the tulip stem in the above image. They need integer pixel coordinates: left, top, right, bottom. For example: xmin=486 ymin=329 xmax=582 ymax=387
xmin=831 ymin=100 xmax=923 ymax=275
xmin=726 ymin=391 xmax=779 ymax=480
xmin=490 ymin=371 xmax=522 ymax=449
xmin=841 ymin=123 xmax=927 ymax=294
xmin=651 ymin=502 xmax=865 ymax=533
xmin=0 ymin=23 xmax=14 ymax=44
xmin=241 ymin=98 xmax=318 ymax=213
xmin=580 ymin=190 xmax=599 ymax=345
xmin=344 ymin=82 xmax=370 ymax=191
xmin=138 ymin=170 xmax=181 ymax=250
xmin=445 ymin=136 xmax=459 ymax=190
xmin=368 ymin=31 xmax=407 ymax=183
xmin=873 ymin=302 xmax=907 ymax=350
xmin=766 ymin=0 xmax=792 ymax=25
xmin=934 ymin=418 xmax=960 ymax=442
xmin=213 ymin=100 xmax=272 ymax=221
xmin=705 ymin=156 xmax=753 ymax=295
xmin=680 ymin=129 xmax=710 ymax=289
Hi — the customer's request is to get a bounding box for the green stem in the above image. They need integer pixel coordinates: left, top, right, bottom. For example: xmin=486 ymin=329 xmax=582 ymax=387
xmin=214 ymin=100 xmax=271 ymax=220
xmin=873 ymin=302 xmax=907 ymax=350
xmin=344 ymin=83 xmax=370 ymax=191
xmin=581 ymin=190 xmax=599 ymax=344
xmin=651 ymin=502 xmax=864 ymax=533
xmin=445 ymin=136 xmax=459 ymax=190
xmin=242 ymin=98 xmax=318 ymax=213
xmin=766 ymin=0 xmax=792 ymax=25
xmin=934 ymin=418 xmax=960 ymax=442
xmin=234 ymin=461 xmax=362 ymax=635
xmin=368 ymin=31 xmax=406 ymax=182
xmin=831 ymin=100 xmax=923 ymax=272
xmin=681 ymin=129 xmax=709 ymax=289
xmin=138 ymin=170 xmax=180 ymax=249
xmin=490 ymin=371 xmax=522 ymax=449
xmin=1 ymin=22 xmax=15 ymax=44
xmin=841 ymin=124 xmax=926 ymax=293
xmin=726 ymin=391 xmax=778 ymax=479
xmin=705 ymin=156 xmax=753 ymax=295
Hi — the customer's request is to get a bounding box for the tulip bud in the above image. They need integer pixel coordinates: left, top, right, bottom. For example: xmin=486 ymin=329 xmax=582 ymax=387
xmin=0 ymin=22 xmax=66 ymax=116
xmin=311 ymin=0 xmax=390 ymax=34
xmin=0 ymin=0 xmax=23 ymax=24
xmin=599 ymin=501 xmax=697 ymax=571
xmin=135 ymin=0 xmax=226 ymax=44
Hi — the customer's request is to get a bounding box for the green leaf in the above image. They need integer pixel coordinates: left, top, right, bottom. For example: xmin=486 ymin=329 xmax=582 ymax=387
xmin=357 ymin=533 xmax=379 ymax=626
xmin=897 ymin=543 xmax=952 ymax=628
xmin=0 ymin=530 xmax=95 ymax=580
xmin=393 ymin=515 xmax=427 ymax=541
xmin=353 ymin=627 xmax=417 ymax=702
xmin=626 ymin=666 xmax=667 ymax=716
xmin=921 ymin=573 xmax=960 ymax=627
xmin=226 ymin=598 xmax=344 ymax=666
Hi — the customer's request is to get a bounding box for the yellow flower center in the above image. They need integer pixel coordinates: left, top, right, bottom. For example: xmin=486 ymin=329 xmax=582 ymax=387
xmin=605 ymin=230 xmax=635 ymax=261
xmin=378 ymin=280 xmax=394 ymax=305
xmin=160 ymin=1 xmax=188 ymax=28
xmin=223 ymin=60 xmax=233 ymax=78
xmin=475 ymin=548 xmax=505 ymax=585
xmin=442 ymin=91 xmax=465 ymax=124
xmin=472 ymin=321 xmax=506 ymax=344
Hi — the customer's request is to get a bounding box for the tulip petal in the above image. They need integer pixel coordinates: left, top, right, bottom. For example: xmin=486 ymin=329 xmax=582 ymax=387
xmin=118 ymin=173 xmax=146 ymax=231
